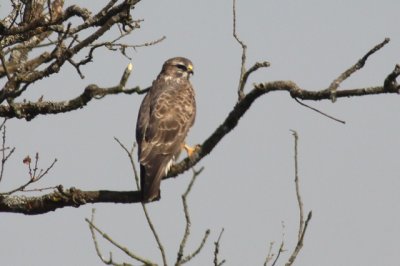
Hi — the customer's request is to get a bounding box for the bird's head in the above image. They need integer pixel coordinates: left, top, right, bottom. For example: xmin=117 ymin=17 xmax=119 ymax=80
xmin=161 ymin=57 xmax=194 ymax=79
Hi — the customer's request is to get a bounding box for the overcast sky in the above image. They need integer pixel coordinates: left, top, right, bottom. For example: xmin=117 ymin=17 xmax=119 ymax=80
xmin=1 ymin=0 xmax=400 ymax=265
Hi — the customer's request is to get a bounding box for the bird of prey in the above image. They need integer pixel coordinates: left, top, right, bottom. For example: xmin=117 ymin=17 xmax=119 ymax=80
xmin=136 ymin=57 xmax=196 ymax=202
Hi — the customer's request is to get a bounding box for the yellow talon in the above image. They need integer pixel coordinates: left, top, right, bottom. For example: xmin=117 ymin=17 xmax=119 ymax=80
xmin=184 ymin=144 xmax=199 ymax=157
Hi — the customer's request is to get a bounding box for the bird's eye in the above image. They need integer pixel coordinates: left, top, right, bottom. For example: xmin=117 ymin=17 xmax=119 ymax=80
xmin=176 ymin=64 xmax=187 ymax=71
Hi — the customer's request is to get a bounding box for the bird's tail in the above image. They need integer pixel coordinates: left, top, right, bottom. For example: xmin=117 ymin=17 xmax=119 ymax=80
xmin=140 ymin=164 xmax=163 ymax=203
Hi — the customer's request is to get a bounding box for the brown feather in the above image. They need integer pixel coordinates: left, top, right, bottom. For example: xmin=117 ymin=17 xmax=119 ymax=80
xmin=136 ymin=57 xmax=196 ymax=202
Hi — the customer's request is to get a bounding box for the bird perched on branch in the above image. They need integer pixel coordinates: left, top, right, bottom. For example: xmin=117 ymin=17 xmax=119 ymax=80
xmin=136 ymin=57 xmax=197 ymax=202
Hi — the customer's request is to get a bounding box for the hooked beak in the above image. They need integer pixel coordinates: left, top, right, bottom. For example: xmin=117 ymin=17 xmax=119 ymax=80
xmin=187 ymin=64 xmax=194 ymax=75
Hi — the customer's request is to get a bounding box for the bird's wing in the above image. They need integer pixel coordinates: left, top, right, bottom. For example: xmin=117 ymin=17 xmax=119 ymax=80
xmin=136 ymin=90 xmax=151 ymax=151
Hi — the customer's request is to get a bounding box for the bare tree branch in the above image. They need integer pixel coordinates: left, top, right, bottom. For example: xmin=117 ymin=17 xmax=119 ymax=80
xmin=232 ymin=0 xmax=270 ymax=101
xmin=167 ymin=39 xmax=398 ymax=178
xmin=271 ymin=241 xmax=284 ymax=266
xmin=1 ymin=157 xmax=57 ymax=195
xmin=264 ymin=131 xmax=312 ymax=266
xmin=0 ymin=119 xmax=15 ymax=182
xmin=167 ymin=71 xmax=399 ymax=180
xmin=327 ymin=38 xmax=390 ymax=102
xmin=114 ymin=138 xmax=167 ymax=266
xmin=89 ymin=35 xmax=166 ymax=60
xmin=179 ymin=229 xmax=210 ymax=265
xmin=0 ymin=63 xmax=143 ymax=121
xmin=88 ymin=209 xmax=131 ymax=266
xmin=232 ymin=0 xmax=247 ymax=101
xmin=176 ymin=167 xmax=210 ymax=266
xmin=86 ymin=208 xmax=155 ymax=266
xmin=294 ymin=98 xmax=346 ymax=124
xmin=264 ymin=222 xmax=285 ymax=266
xmin=141 ymin=204 xmax=168 ymax=266
xmin=284 ymin=130 xmax=312 ymax=266
xmin=1 ymin=71 xmax=398 ymax=214
xmin=0 ymin=186 xmax=142 ymax=215
xmin=0 ymin=0 xmax=143 ymax=118
xmin=290 ymin=130 xmax=304 ymax=239
xmin=263 ymin=242 xmax=275 ymax=266
xmin=285 ymin=212 xmax=312 ymax=266
xmin=213 ymin=228 xmax=226 ymax=266
xmin=0 ymin=69 xmax=397 ymax=214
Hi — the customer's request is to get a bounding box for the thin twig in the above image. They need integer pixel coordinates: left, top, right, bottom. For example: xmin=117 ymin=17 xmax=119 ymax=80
xmin=0 ymin=119 xmax=15 ymax=182
xmin=232 ymin=0 xmax=247 ymax=101
xmin=67 ymin=58 xmax=85 ymax=79
xmin=241 ymin=61 xmax=270 ymax=91
xmin=180 ymin=229 xmax=210 ymax=265
xmin=270 ymin=221 xmax=286 ymax=266
xmin=176 ymin=167 xmax=209 ymax=266
xmin=290 ymin=130 xmax=304 ymax=238
xmin=87 ymin=32 xmax=165 ymax=60
xmin=132 ymin=35 xmax=167 ymax=49
xmin=114 ymin=138 xmax=167 ymax=266
xmin=88 ymin=208 xmax=116 ymax=265
xmin=232 ymin=1 xmax=270 ymax=100
xmin=3 ymin=40 xmax=59 ymax=55
xmin=176 ymin=170 xmax=196 ymax=265
xmin=284 ymin=130 xmax=312 ymax=266
xmin=32 ymin=152 xmax=39 ymax=179
xmin=213 ymin=228 xmax=226 ymax=266
xmin=271 ymin=241 xmax=284 ymax=266
xmin=113 ymin=137 xmax=139 ymax=189
xmin=18 ymin=185 xmax=59 ymax=193
xmin=141 ymin=199 xmax=168 ymax=266
xmin=263 ymin=242 xmax=275 ymax=266
xmin=1 ymin=157 xmax=57 ymax=195
xmin=328 ymin=38 xmax=390 ymax=102
xmin=294 ymin=98 xmax=346 ymax=124
xmin=285 ymin=212 xmax=312 ymax=266
xmin=86 ymin=208 xmax=154 ymax=266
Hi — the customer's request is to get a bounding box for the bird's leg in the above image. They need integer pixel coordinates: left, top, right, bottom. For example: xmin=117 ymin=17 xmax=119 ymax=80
xmin=184 ymin=143 xmax=200 ymax=157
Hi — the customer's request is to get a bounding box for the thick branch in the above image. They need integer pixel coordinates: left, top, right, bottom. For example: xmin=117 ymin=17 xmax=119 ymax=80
xmin=0 ymin=186 xmax=142 ymax=215
xmin=0 ymin=76 xmax=398 ymax=214
xmin=167 ymin=80 xmax=399 ymax=178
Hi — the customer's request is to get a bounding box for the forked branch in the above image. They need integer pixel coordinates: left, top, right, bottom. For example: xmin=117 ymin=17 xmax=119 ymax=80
xmin=0 ymin=63 xmax=149 ymax=121
xmin=232 ymin=0 xmax=270 ymax=101
xmin=86 ymin=208 xmax=156 ymax=266
xmin=327 ymin=38 xmax=390 ymax=102
xmin=264 ymin=131 xmax=312 ymax=266
xmin=176 ymin=167 xmax=210 ymax=266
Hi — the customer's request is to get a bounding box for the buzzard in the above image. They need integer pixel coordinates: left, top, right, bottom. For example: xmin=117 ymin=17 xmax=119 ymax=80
xmin=136 ymin=57 xmax=196 ymax=202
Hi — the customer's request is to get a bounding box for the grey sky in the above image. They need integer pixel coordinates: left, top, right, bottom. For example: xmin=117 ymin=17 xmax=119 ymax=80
xmin=1 ymin=0 xmax=400 ymax=265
